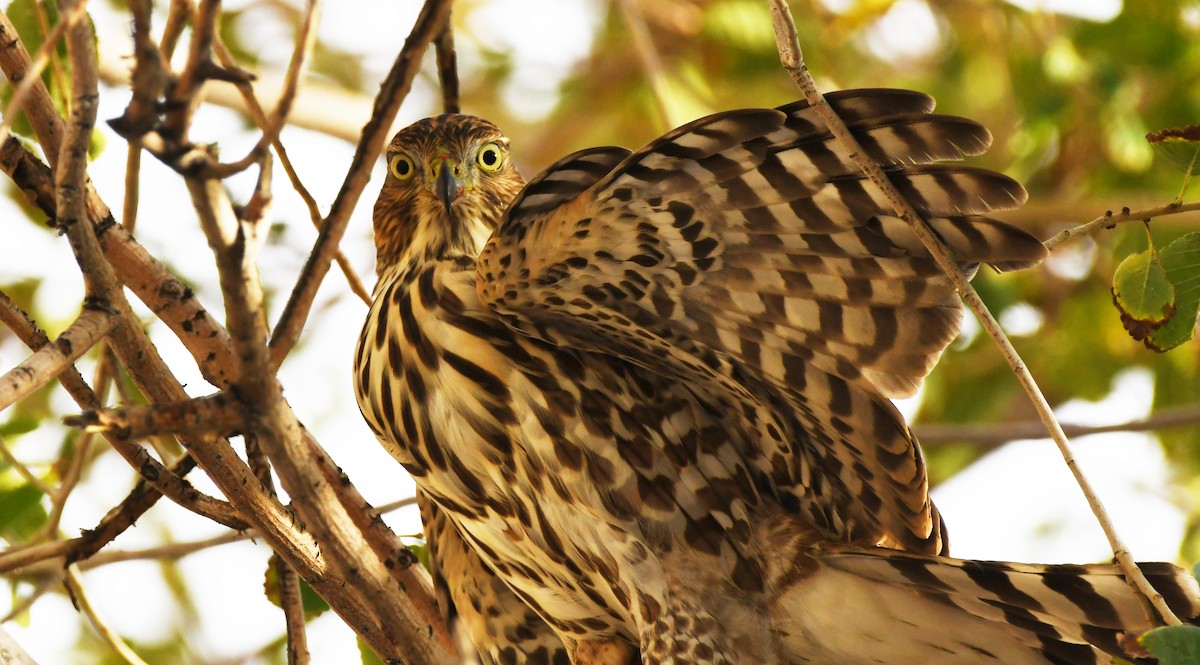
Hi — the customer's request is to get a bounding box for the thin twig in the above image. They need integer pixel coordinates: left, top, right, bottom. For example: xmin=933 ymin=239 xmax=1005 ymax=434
xmin=0 ymin=435 xmax=53 ymax=496
xmin=1 ymin=574 xmax=55 ymax=623
xmin=0 ymin=0 xmax=88 ymax=146
xmin=268 ymin=0 xmax=454 ymax=366
xmin=207 ymin=0 xmax=324 ymax=178
xmin=67 ymin=454 xmax=205 ymax=564
xmin=204 ymin=5 xmax=371 ymax=304
xmin=0 ymin=136 xmax=239 ymax=388
xmin=5 ymin=496 xmax=418 ymax=576
xmin=616 ymin=0 xmax=674 ymax=130
xmin=916 ymin=403 xmax=1200 ymax=448
xmin=0 ymin=11 xmax=65 ymax=165
xmin=64 ymin=565 xmax=152 ymax=665
xmin=1043 ymin=200 xmax=1200 ymax=253
xmin=768 ymin=0 xmax=1180 ymax=626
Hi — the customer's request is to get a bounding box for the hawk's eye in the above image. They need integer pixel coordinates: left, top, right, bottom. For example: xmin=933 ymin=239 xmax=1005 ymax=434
xmin=477 ymin=143 xmax=504 ymax=172
xmin=389 ymin=154 xmax=415 ymax=181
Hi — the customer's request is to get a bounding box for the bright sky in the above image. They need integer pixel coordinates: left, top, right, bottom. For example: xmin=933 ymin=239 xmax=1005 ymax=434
xmin=1 ymin=1 xmax=1184 ymax=664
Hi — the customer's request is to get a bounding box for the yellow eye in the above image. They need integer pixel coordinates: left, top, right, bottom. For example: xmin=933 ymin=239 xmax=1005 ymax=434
xmin=477 ymin=143 xmax=504 ymax=172
xmin=389 ymin=154 xmax=415 ymax=181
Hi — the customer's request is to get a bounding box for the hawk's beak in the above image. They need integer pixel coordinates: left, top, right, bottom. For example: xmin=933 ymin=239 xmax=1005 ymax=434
xmin=435 ymin=160 xmax=461 ymax=215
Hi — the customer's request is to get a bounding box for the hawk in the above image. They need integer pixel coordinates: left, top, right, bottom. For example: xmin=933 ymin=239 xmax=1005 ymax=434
xmin=354 ymin=89 xmax=1200 ymax=664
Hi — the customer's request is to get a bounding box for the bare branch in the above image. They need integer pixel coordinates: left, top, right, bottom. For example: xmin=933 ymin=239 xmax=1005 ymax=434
xmin=68 ymin=453 xmax=204 ymax=564
xmin=160 ymin=0 xmax=220 ymax=145
xmin=768 ymin=0 xmax=1180 ymax=626
xmin=268 ymin=0 xmax=454 ymax=365
xmin=246 ymin=429 xmax=311 ymax=665
xmin=0 ymin=306 xmax=114 ymax=412
xmin=0 ymin=273 xmax=244 ymax=532
xmin=278 ymin=553 xmax=311 ymax=665
xmin=202 ymin=5 xmax=371 ymax=304
xmin=0 ymin=136 xmax=239 ymax=388
xmin=65 ymin=392 xmax=243 ymax=439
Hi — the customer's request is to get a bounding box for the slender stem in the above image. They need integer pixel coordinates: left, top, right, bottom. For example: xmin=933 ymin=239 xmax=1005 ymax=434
xmin=268 ymin=0 xmax=453 ymax=365
xmin=0 ymin=0 xmax=88 ymax=146
xmin=2 ymin=496 xmax=418 ymax=576
xmin=64 ymin=565 xmax=152 ymax=665
xmin=0 ymin=435 xmax=53 ymax=495
xmin=206 ymin=7 xmax=371 ymax=304
xmin=616 ymin=0 xmax=674 ymax=130
xmin=0 ymin=10 xmax=65 ymax=165
xmin=916 ymin=403 xmax=1200 ymax=448
xmin=1043 ymin=200 xmax=1200 ymax=253
xmin=768 ymin=0 xmax=1180 ymax=626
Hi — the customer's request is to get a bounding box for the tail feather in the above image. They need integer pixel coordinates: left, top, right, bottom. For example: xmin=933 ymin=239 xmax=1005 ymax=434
xmin=772 ymin=547 xmax=1200 ymax=664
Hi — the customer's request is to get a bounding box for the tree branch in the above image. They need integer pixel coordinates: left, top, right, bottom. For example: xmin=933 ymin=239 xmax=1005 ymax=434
xmin=434 ymin=9 xmax=459 ymax=114
xmin=0 ymin=306 xmax=114 ymax=411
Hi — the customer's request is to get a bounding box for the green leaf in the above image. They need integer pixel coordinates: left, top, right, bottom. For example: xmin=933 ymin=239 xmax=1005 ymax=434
xmin=1112 ymin=248 xmax=1176 ymax=341
xmin=1141 ymin=624 xmax=1200 ymax=665
xmin=0 ymin=479 xmax=48 ymax=541
xmin=1148 ymin=125 xmax=1200 ymax=174
xmin=0 ymin=415 xmax=38 ymax=437
xmin=408 ymin=541 xmax=431 ymax=572
xmin=1148 ymin=232 xmax=1200 ymax=351
xmin=357 ymin=637 xmax=386 ymax=665
xmin=263 ymin=558 xmax=330 ymax=619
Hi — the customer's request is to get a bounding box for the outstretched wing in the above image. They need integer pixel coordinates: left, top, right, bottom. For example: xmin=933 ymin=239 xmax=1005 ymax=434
xmin=477 ymin=89 xmax=1045 ymax=553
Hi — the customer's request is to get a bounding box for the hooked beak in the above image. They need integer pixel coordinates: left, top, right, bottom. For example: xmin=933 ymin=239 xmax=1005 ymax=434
xmin=435 ymin=160 xmax=461 ymax=215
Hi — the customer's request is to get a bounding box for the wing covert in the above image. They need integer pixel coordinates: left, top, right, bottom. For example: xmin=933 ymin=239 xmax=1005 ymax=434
xmin=477 ymin=89 xmax=1046 ymax=554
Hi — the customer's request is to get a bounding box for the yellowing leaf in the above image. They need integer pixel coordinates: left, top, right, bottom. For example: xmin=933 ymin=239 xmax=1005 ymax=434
xmin=1112 ymin=248 xmax=1176 ymax=341
xmin=1147 ymin=233 xmax=1200 ymax=352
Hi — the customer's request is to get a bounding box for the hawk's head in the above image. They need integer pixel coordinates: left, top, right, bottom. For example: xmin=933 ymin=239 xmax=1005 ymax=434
xmin=373 ymin=114 xmax=525 ymax=273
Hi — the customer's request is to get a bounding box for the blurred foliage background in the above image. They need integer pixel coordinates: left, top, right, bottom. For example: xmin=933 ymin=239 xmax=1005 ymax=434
xmin=2 ymin=0 xmax=1200 ymax=662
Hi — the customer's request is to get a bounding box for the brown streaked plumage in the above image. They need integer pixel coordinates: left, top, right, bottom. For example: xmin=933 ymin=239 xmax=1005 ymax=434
xmin=355 ymin=100 xmax=1199 ymax=664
